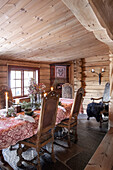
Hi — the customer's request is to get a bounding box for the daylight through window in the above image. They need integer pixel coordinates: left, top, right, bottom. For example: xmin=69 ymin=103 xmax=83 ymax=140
xmin=8 ymin=66 xmax=39 ymax=97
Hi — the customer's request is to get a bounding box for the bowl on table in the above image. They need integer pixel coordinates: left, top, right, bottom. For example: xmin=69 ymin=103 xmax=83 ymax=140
xmin=24 ymin=108 xmax=34 ymax=116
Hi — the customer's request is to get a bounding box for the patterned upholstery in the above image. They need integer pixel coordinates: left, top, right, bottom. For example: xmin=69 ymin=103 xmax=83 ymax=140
xmin=42 ymin=99 xmax=58 ymax=128
xmin=103 ymin=82 xmax=110 ymax=102
xmin=72 ymin=87 xmax=84 ymax=117
xmin=62 ymin=83 xmax=73 ymax=99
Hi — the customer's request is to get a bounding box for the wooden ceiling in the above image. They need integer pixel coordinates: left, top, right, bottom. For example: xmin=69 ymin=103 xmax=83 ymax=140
xmin=0 ymin=0 xmax=109 ymax=63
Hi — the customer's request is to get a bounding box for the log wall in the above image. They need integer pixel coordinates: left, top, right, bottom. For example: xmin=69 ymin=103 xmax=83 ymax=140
xmin=0 ymin=56 xmax=110 ymax=114
xmin=73 ymin=59 xmax=83 ymax=93
xmin=0 ymin=59 xmax=50 ymax=92
xmin=74 ymin=55 xmax=110 ymax=113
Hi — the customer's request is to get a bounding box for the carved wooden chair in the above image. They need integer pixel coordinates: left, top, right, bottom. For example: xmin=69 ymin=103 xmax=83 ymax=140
xmin=87 ymin=82 xmax=110 ymax=127
xmin=0 ymin=85 xmax=13 ymax=109
xmin=56 ymin=87 xmax=84 ymax=147
xmin=17 ymin=91 xmax=59 ymax=170
xmin=62 ymin=83 xmax=73 ymax=99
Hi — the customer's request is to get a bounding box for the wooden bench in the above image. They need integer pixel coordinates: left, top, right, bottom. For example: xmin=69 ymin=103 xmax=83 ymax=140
xmin=85 ymin=127 xmax=113 ymax=170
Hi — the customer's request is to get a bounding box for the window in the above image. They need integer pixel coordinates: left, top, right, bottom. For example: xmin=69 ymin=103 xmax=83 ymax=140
xmin=8 ymin=66 xmax=40 ymax=98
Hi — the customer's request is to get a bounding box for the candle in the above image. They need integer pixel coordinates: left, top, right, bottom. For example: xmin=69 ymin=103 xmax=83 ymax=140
xmin=51 ymin=87 xmax=53 ymax=91
xmin=15 ymin=98 xmax=20 ymax=104
xmin=91 ymin=69 xmax=95 ymax=73
xmin=44 ymin=93 xmax=47 ymax=97
xmin=102 ymin=68 xmax=105 ymax=72
xmin=5 ymin=92 xmax=8 ymax=112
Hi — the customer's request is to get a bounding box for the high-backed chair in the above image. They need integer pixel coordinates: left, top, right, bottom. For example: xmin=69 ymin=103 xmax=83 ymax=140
xmin=0 ymin=85 xmax=13 ymax=109
xmin=87 ymin=82 xmax=110 ymax=127
xmin=57 ymin=87 xmax=84 ymax=147
xmin=62 ymin=83 xmax=73 ymax=99
xmin=17 ymin=91 xmax=59 ymax=170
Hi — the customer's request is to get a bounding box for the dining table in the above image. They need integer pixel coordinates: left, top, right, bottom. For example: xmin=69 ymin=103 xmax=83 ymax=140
xmin=0 ymin=98 xmax=83 ymax=168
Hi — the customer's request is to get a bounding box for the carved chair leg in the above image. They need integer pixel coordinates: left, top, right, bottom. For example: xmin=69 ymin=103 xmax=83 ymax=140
xmin=36 ymin=147 xmax=41 ymax=170
xmin=74 ymin=126 xmax=78 ymax=142
xmin=51 ymin=141 xmax=56 ymax=163
xmin=100 ymin=114 xmax=103 ymax=128
xmin=17 ymin=143 xmax=23 ymax=167
xmin=9 ymin=145 xmax=16 ymax=151
xmin=51 ymin=129 xmax=55 ymax=163
xmin=68 ymin=127 xmax=71 ymax=147
xmin=9 ymin=146 xmax=13 ymax=151
xmin=87 ymin=116 xmax=90 ymax=120
xmin=100 ymin=119 xmax=102 ymax=128
xmin=0 ymin=150 xmax=4 ymax=162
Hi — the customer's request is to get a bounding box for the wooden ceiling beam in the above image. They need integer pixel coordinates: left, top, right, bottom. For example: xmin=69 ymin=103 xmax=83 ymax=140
xmin=62 ymin=0 xmax=113 ymax=53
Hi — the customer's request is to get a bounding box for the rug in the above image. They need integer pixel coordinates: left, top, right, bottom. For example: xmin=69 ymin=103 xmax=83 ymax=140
xmin=2 ymin=140 xmax=82 ymax=170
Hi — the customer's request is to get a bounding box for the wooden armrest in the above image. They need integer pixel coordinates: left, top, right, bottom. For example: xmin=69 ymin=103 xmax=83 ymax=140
xmin=91 ymin=97 xmax=103 ymax=101
xmin=103 ymin=100 xmax=110 ymax=104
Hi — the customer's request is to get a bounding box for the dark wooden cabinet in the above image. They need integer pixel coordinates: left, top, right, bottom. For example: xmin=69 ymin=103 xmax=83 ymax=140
xmin=50 ymin=64 xmax=69 ymax=96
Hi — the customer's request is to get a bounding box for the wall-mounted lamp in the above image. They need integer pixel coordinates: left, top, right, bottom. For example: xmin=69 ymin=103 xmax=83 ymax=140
xmin=91 ymin=68 xmax=105 ymax=85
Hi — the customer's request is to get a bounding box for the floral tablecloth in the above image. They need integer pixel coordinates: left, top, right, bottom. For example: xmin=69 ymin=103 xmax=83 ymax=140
xmin=56 ymin=98 xmax=73 ymax=124
xmin=0 ymin=98 xmax=82 ymax=150
xmin=0 ymin=114 xmax=39 ymax=150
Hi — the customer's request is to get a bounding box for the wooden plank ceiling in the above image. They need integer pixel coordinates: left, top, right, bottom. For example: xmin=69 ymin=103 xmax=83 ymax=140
xmin=0 ymin=0 xmax=109 ymax=63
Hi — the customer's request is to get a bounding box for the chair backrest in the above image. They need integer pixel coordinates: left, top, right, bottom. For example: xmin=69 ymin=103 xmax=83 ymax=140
xmin=62 ymin=83 xmax=73 ymax=99
xmin=70 ymin=87 xmax=84 ymax=118
xmin=103 ymin=82 xmax=110 ymax=102
xmin=0 ymin=85 xmax=13 ymax=109
xmin=38 ymin=91 xmax=59 ymax=135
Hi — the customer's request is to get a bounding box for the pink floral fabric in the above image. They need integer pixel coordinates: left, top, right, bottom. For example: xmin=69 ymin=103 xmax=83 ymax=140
xmin=0 ymin=98 xmax=83 ymax=150
xmin=56 ymin=98 xmax=73 ymax=124
xmin=59 ymin=98 xmax=83 ymax=113
xmin=0 ymin=115 xmax=39 ymax=150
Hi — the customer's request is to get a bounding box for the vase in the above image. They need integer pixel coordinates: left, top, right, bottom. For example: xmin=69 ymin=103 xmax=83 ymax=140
xmin=34 ymin=94 xmax=37 ymax=102
xmin=37 ymin=93 xmax=42 ymax=104
xmin=30 ymin=94 xmax=37 ymax=107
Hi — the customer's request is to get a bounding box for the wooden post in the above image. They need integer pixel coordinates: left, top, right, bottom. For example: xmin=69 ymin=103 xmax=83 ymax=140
xmin=69 ymin=62 xmax=74 ymax=97
xmin=109 ymin=53 xmax=113 ymax=127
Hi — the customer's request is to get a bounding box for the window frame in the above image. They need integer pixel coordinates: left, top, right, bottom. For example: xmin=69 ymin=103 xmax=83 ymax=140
xmin=8 ymin=65 xmax=40 ymax=98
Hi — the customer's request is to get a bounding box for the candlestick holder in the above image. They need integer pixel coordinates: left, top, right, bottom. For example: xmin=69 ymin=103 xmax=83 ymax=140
xmin=91 ymin=68 xmax=105 ymax=85
xmin=6 ymin=111 xmax=9 ymax=117
xmin=15 ymin=105 xmax=21 ymax=113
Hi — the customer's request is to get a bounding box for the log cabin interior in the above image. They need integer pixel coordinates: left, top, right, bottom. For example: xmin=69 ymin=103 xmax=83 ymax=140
xmin=0 ymin=0 xmax=113 ymax=169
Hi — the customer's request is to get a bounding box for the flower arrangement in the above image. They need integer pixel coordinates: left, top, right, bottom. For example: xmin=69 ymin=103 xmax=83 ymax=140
xmin=28 ymin=78 xmax=46 ymax=96
xmin=37 ymin=82 xmax=46 ymax=93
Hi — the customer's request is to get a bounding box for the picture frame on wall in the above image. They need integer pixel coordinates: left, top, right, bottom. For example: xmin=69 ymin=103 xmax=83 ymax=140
xmin=55 ymin=66 xmax=66 ymax=78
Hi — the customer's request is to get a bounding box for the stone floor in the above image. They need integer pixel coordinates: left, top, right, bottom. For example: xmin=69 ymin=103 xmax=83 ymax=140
xmin=0 ymin=114 xmax=108 ymax=170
